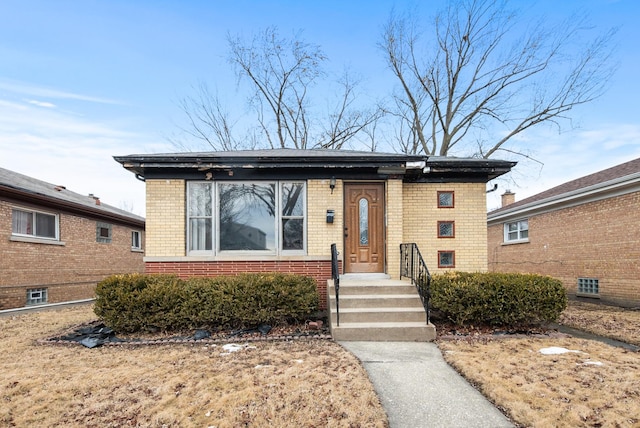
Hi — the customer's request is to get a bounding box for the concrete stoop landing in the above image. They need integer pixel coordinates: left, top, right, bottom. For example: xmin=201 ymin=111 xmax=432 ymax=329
xmin=328 ymin=276 xmax=436 ymax=342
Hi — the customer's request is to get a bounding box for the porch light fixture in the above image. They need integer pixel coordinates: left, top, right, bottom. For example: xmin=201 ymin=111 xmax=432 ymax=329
xmin=329 ymin=177 xmax=336 ymax=194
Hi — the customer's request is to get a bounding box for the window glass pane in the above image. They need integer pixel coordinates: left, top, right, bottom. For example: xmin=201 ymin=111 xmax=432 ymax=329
xmin=36 ymin=213 xmax=56 ymax=238
xmin=12 ymin=209 xmax=32 ymax=235
xmin=359 ymin=198 xmax=368 ymax=245
xmin=520 ymin=229 xmax=528 ymax=239
xmin=281 ymin=183 xmax=304 ymax=216
xmin=190 ymin=219 xmax=212 ymax=251
xmin=439 ymin=222 xmax=454 ymax=237
xmin=219 ymin=183 xmax=275 ymax=251
xmin=439 ymin=251 xmax=454 ymax=266
xmin=132 ymin=231 xmax=141 ymax=248
xmin=438 ymin=192 xmax=453 ymax=207
xmin=189 ymin=183 xmax=212 ymax=216
xmin=282 ymin=218 xmax=303 ymax=250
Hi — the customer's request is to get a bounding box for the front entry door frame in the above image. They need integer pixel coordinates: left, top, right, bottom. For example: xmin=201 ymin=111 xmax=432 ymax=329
xmin=343 ymin=182 xmax=386 ymax=273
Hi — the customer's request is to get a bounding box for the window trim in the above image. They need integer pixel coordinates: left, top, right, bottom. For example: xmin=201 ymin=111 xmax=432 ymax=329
xmin=187 ymin=180 xmax=307 ymax=256
xmin=503 ymin=219 xmax=529 ymax=243
xmin=438 ymin=250 xmax=455 ymax=268
xmin=437 ymin=191 xmax=455 ymax=208
xmin=131 ymin=230 xmax=142 ymax=251
xmin=437 ymin=221 xmax=455 ymax=238
xmin=11 ymin=207 xmax=60 ymax=241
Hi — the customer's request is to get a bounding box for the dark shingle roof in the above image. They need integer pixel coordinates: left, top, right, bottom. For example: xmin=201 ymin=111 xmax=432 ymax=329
xmin=489 ymin=157 xmax=640 ymax=216
xmin=0 ymin=167 xmax=144 ymax=225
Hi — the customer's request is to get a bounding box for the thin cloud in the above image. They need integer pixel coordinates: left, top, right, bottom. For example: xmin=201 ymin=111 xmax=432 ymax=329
xmin=27 ymin=99 xmax=56 ymax=108
xmin=0 ymin=78 xmax=123 ymax=105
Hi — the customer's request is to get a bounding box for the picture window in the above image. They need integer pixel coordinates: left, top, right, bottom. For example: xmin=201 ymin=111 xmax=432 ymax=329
xmin=11 ymin=208 xmax=58 ymax=240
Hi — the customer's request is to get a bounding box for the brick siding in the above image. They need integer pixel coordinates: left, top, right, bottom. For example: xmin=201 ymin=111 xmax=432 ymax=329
xmin=488 ymin=191 xmax=640 ymax=307
xmin=0 ymin=200 xmax=144 ymax=310
xmin=146 ymin=259 xmax=334 ymax=310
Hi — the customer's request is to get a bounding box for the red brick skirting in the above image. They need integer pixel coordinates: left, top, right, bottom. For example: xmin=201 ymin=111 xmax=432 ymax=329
xmin=145 ymin=260 xmax=335 ymax=310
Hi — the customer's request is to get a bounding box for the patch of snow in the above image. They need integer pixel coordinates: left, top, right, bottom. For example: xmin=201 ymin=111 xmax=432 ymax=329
xmin=220 ymin=343 xmax=256 ymax=355
xmin=539 ymin=347 xmax=583 ymax=355
xmin=581 ymin=360 xmax=604 ymax=366
xmin=292 ymin=359 xmax=304 ymax=364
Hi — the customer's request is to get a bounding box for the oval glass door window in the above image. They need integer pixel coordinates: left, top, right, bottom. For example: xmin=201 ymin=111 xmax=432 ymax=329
xmin=359 ymin=198 xmax=368 ymax=245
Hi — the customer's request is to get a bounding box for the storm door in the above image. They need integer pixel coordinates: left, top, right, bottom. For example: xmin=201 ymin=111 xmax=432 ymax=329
xmin=344 ymin=183 xmax=385 ymax=273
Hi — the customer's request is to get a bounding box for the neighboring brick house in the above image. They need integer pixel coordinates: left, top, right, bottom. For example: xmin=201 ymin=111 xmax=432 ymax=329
xmin=487 ymin=157 xmax=640 ymax=308
xmin=115 ymin=149 xmax=514 ymax=308
xmin=0 ymin=167 xmax=145 ymax=310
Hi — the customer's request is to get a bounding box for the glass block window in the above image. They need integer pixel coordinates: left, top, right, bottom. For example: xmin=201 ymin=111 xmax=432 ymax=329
xmin=437 ymin=191 xmax=454 ymax=208
xmin=26 ymin=288 xmax=48 ymax=305
xmin=438 ymin=251 xmax=455 ymax=268
xmin=578 ymin=278 xmax=599 ymax=295
xmin=438 ymin=221 xmax=455 ymax=238
xmin=504 ymin=219 xmax=528 ymax=242
xmin=96 ymin=222 xmax=112 ymax=243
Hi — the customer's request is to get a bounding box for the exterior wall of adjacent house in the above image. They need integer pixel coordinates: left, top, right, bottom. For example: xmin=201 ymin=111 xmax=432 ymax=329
xmin=487 ymin=191 xmax=640 ymax=307
xmin=403 ymin=182 xmax=489 ymax=273
xmin=143 ymin=178 xmax=490 ymax=308
xmin=0 ymin=199 xmax=145 ymax=310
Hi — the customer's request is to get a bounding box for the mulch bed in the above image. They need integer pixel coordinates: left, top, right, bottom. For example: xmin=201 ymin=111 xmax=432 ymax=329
xmin=39 ymin=319 xmax=332 ymax=348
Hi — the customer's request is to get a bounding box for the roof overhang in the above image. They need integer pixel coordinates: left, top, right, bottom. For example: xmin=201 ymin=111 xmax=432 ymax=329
xmin=114 ymin=150 xmax=515 ymax=183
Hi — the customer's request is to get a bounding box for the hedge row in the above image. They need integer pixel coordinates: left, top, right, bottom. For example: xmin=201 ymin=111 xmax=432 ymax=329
xmin=430 ymin=272 xmax=567 ymax=327
xmin=94 ymin=273 xmax=319 ymax=333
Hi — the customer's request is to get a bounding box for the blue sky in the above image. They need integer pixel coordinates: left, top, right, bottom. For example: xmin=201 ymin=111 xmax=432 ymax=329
xmin=0 ymin=0 xmax=638 ymax=215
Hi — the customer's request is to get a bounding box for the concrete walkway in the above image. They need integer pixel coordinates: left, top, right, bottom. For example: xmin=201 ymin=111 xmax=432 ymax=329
xmin=340 ymin=342 xmax=514 ymax=428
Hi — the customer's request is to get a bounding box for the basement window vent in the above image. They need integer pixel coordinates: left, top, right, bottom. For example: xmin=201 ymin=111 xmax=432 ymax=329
xmin=27 ymin=288 xmax=48 ymax=305
xmin=577 ymin=278 xmax=599 ymax=296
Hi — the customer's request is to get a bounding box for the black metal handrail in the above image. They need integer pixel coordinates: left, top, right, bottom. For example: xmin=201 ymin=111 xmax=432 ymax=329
xmin=400 ymin=243 xmax=431 ymax=323
xmin=330 ymin=243 xmax=340 ymax=326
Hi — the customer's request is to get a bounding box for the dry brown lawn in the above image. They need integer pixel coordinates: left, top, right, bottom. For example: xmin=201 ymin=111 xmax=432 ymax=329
xmin=559 ymin=300 xmax=640 ymax=346
xmin=0 ymin=305 xmax=387 ymax=427
xmin=440 ymin=300 xmax=640 ymax=427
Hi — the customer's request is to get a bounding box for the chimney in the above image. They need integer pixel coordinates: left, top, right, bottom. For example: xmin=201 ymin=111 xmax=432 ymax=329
xmin=501 ymin=190 xmax=515 ymax=207
xmin=89 ymin=194 xmax=101 ymax=205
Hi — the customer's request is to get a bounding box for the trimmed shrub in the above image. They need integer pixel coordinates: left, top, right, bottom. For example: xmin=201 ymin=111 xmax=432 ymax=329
xmin=94 ymin=273 xmax=319 ymax=333
xmin=430 ymin=272 xmax=567 ymax=327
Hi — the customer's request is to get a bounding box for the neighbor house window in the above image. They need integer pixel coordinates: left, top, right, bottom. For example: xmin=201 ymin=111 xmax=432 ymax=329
xmin=26 ymin=288 xmax=47 ymax=305
xmin=437 ymin=191 xmax=454 ymax=208
xmin=504 ymin=219 xmax=528 ymax=242
xmin=131 ymin=231 xmax=142 ymax=250
xmin=578 ymin=278 xmax=599 ymax=296
xmin=438 ymin=251 xmax=455 ymax=268
xmin=187 ymin=181 xmax=306 ymax=255
xmin=96 ymin=222 xmax=112 ymax=243
xmin=438 ymin=221 xmax=455 ymax=238
xmin=11 ymin=208 xmax=58 ymax=240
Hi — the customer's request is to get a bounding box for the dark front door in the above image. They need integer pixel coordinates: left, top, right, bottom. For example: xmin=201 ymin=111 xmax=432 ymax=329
xmin=344 ymin=183 xmax=385 ymax=273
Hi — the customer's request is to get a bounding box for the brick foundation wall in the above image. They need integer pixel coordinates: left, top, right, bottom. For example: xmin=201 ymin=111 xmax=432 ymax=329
xmin=488 ymin=191 xmax=640 ymax=307
xmin=0 ymin=200 xmax=145 ymax=310
xmin=145 ymin=259 xmax=334 ymax=310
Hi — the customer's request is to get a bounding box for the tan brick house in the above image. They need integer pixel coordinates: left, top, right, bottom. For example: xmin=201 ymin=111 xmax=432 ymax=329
xmin=487 ymin=157 xmax=640 ymax=308
xmin=0 ymin=167 xmax=145 ymax=310
xmin=115 ymin=149 xmax=514 ymax=309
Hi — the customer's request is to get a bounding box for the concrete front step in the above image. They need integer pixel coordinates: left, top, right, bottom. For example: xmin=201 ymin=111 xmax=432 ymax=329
xmin=330 ymin=306 xmax=427 ymax=324
xmin=329 ymin=284 xmax=417 ymax=295
xmin=331 ymin=322 xmax=436 ymax=342
xmin=329 ymin=294 xmax=424 ymax=309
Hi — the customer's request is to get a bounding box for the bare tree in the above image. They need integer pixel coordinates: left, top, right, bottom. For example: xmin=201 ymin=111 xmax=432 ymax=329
xmin=381 ymin=0 xmax=618 ymax=158
xmin=177 ymin=27 xmax=382 ymax=151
